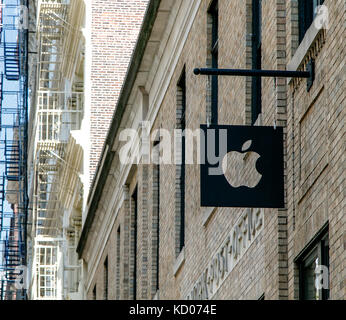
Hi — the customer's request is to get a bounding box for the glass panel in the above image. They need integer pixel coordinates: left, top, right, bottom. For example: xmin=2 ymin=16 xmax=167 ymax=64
xmin=52 ymin=248 xmax=57 ymax=264
xmin=46 ymin=276 xmax=52 ymax=287
xmin=39 ymin=248 xmax=45 ymax=264
xmin=47 ymin=247 xmax=52 ymax=264
xmin=302 ymin=248 xmax=319 ymax=300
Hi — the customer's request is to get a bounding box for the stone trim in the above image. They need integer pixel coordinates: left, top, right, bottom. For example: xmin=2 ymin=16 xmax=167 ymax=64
xmin=173 ymin=247 xmax=185 ymax=277
xmin=287 ymin=25 xmax=326 ymax=89
xmin=153 ymin=289 xmax=159 ymax=300
xmin=202 ymin=207 xmax=216 ymax=227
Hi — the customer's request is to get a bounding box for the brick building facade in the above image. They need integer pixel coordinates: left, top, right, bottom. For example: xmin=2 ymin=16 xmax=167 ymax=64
xmin=87 ymin=0 xmax=148 ymax=185
xmin=77 ymin=0 xmax=345 ymax=300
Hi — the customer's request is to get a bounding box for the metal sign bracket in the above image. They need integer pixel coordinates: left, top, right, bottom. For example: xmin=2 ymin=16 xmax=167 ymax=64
xmin=194 ymin=59 xmax=315 ymax=92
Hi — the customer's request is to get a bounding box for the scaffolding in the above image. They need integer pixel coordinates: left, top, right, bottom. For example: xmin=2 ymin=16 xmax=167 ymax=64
xmin=29 ymin=0 xmax=84 ymax=300
xmin=0 ymin=0 xmax=29 ymax=300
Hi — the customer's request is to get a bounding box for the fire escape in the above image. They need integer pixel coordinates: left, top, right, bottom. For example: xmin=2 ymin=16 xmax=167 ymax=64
xmin=30 ymin=0 xmax=83 ymax=300
xmin=0 ymin=0 xmax=29 ymax=300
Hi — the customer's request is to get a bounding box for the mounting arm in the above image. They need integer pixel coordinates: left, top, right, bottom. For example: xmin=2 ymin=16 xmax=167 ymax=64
xmin=194 ymin=59 xmax=315 ymax=91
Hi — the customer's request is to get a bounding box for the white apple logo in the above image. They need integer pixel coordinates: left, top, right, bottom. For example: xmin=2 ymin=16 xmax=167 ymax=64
xmin=221 ymin=140 xmax=262 ymax=188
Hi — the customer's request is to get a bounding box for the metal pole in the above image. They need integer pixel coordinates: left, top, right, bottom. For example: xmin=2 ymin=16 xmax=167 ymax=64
xmin=193 ymin=67 xmax=310 ymax=78
xmin=194 ymin=59 xmax=315 ymax=91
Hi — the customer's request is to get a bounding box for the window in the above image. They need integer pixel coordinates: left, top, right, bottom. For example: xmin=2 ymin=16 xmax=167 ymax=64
xmin=208 ymin=0 xmax=218 ymax=124
xmin=296 ymin=225 xmax=329 ymax=300
xmin=251 ymin=0 xmax=262 ymax=125
xmin=103 ymin=257 xmax=108 ymax=300
xmin=298 ymin=0 xmax=325 ymax=43
xmin=116 ymin=226 xmax=121 ymax=300
xmin=176 ymin=68 xmax=186 ymax=255
xmin=131 ymin=187 xmax=138 ymax=300
xmin=153 ymin=139 xmax=160 ymax=292
xmin=92 ymin=284 xmax=96 ymax=300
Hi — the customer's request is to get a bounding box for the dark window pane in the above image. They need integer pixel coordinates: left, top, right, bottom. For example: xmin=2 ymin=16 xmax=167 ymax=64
xmin=208 ymin=0 xmax=218 ymax=124
xmin=321 ymin=236 xmax=330 ymax=300
xmin=177 ymin=69 xmax=186 ymax=252
xmin=251 ymin=0 xmax=262 ymax=124
xmin=298 ymin=0 xmax=325 ymax=43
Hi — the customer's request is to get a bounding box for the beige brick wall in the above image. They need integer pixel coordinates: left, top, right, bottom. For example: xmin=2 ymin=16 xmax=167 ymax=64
xmin=82 ymin=0 xmax=345 ymax=300
xmin=285 ymin=0 xmax=345 ymax=300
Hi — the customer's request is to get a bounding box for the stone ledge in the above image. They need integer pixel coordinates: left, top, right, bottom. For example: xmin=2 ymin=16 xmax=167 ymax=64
xmin=202 ymin=207 xmax=216 ymax=227
xmin=153 ymin=290 xmax=159 ymax=300
xmin=173 ymin=247 xmax=185 ymax=277
xmin=287 ymin=21 xmax=325 ymax=85
xmin=288 ymin=24 xmax=321 ymax=74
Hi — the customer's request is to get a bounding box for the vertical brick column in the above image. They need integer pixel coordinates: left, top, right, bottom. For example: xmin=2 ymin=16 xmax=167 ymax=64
xmin=122 ymin=185 xmax=131 ymax=299
xmin=276 ymin=0 xmax=289 ymax=300
xmin=151 ymin=158 xmax=160 ymax=297
xmin=138 ymin=164 xmax=149 ymax=299
xmin=116 ymin=226 xmax=121 ymax=299
xmin=285 ymin=0 xmax=299 ymax=300
xmin=129 ymin=190 xmax=137 ymax=300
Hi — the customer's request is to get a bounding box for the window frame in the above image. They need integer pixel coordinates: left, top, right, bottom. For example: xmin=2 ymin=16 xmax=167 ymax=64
xmin=153 ymin=138 xmax=160 ymax=292
xmin=208 ymin=0 xmax=219 ymax=124
xmin=92 ymin=284 xmax=96 ymax=300
xmin=295 ymin=223 xmax=329 ymax=300
xmin=103 ymin=256 xmax=108 ymax=300
xmin=298 ymin=0 xmax=325 ymax=43
xmin=177 ymin=68 xmax=186 ymax=253
xmin=251 ymin=0 xmax=262 ymax=125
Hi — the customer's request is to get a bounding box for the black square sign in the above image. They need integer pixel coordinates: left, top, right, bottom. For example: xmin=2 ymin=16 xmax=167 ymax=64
xmin=200 ymin=124 xmax=284 ymax=208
